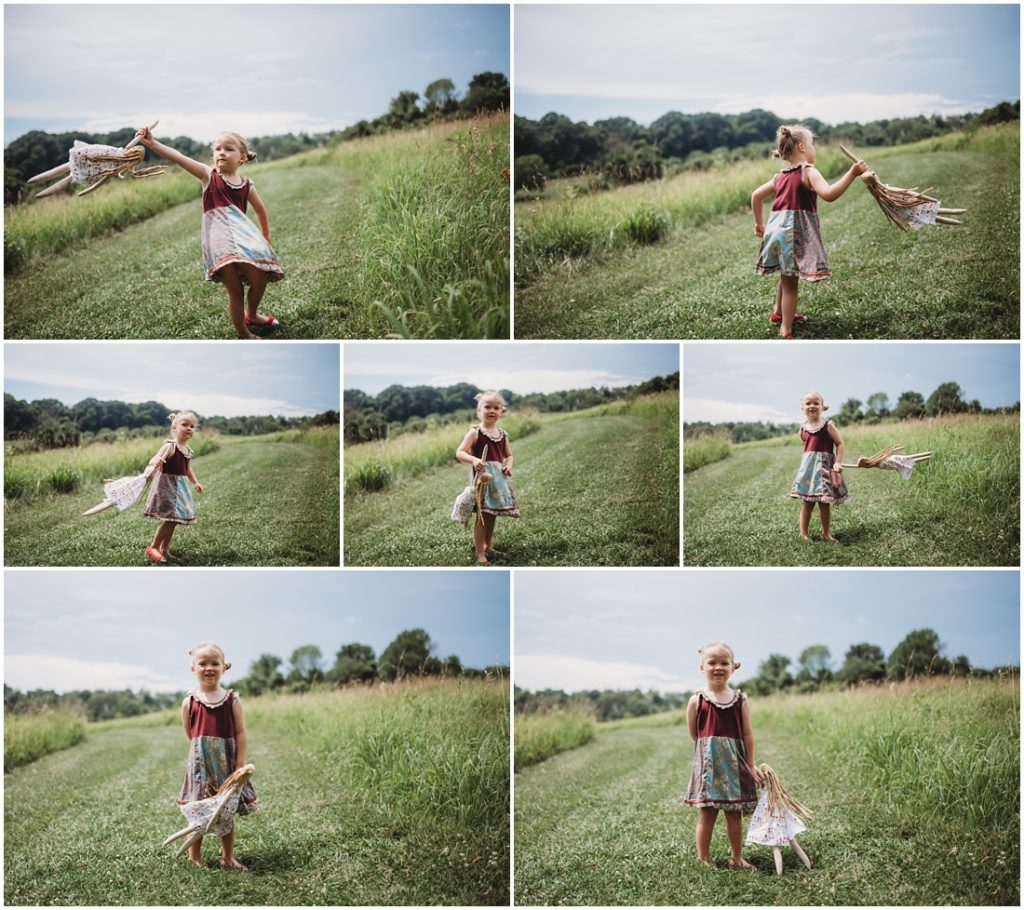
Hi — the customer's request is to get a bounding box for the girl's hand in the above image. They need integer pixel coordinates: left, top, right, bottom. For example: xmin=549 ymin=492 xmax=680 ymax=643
xmin=852 ymin=158 xmax=868 ymax=176
xmin=502 ymin=466 xmax=512 ymax=477
xmin=754 ymin=223 xmax=765 ymax=237
xmin=135 ymin=126 xmax=154 ymax=147
xmin=473 ymin=457 xmax=486 ymax=471
xmin=194 ymin=482 xmax=204 ymax=493
xmin=752 ymin=766 xmax=765 ymax=786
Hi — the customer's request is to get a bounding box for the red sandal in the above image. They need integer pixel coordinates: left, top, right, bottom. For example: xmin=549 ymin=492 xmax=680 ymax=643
xmin=244 ymin=313 xmax=281 ymax=328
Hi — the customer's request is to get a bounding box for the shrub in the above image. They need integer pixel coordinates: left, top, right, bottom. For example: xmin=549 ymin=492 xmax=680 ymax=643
xmin=622 ymin=205 xmax=670 ymax=244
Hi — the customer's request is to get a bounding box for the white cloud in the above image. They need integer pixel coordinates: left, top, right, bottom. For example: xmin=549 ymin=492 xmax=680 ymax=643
xmin=80 ymin=111 xmax=348 ymax=144
xmin=123 ymin=391 xmax=313 ymax=418
xmin=515 ymin=653 xmax=694 ymax=693
xmin=5 ymin=655 xmax=183 ymax=694
xmin=711 ymin=92 xmax=971 ymax=125
xmin=684 ymin=398 xmax=792 ymax=424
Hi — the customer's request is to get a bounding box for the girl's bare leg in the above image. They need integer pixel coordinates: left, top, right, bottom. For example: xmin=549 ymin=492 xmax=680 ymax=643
xmin=819 ymin=503 xmax=835 ymax=541
xmin=219 ymin=266 xmax=258 ymax=338
xmin=779 ymin=275 xmax=799 ymax=337
xmin=158 ymin=522 xmax=177 ymax=558
xmin=220 ymin=827 xmax=247 ymax=870
xmin=695 ymin=807 xmax=718 ymax=863
xmin=772 ymin=280 xmax=783 ymax=317
xmin=238 ymin=263 xmax=270 ymax=323
xmin=187 ymin=836 xmax=203 ymax=867
xmin=799 ymin=501 xmax=814 ymax=540
xmin=724 ymin=810 xmax=754 ymax=868
xmin=483 ymin=513 xmax=497 ymax=552
xmin=472 ymin=517 xmax=488 ymax=564
xmin=150 ymin=521 xmax=174 ymax=552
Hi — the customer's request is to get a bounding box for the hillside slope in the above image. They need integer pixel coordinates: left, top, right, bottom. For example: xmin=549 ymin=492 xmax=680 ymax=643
xmin=4 ymin=437 xmax=340 ymax=566
xmin=345 ymin=407 xmax=679 ymax=566
xmin=515 ymin=130 xmax=1019 ymax=339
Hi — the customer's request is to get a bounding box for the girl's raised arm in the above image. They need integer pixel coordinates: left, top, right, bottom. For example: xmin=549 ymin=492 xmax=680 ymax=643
xmin=136 ymin=127 xmax=211 ymax=184
xmin=805 ymin=158 xmax=867 ymax=203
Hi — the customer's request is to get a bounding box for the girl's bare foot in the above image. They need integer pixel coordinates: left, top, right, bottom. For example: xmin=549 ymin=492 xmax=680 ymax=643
xmin=476 ymin=555 xmax=489 ymax=566
xmin=800 ymin=533 xmax=813 ymax=542
xmin=220 ymin=858 xmax=249 ymax=871
xmin=697 ymin=856 xmax=714 ymax=867
xmin=728 ymin=857 xmax=755 ymax=870
xmin=821 ymin=534 xmax=839 ymax=543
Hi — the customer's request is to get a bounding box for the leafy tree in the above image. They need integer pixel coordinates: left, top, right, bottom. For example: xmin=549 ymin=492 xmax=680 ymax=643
xmin=424 ymin=78 xmax=458 ymax=116
xmin=837 ymin=398 xmax=863 ymax=424
xmin=379 ymin=628 xmax=435 ymax=681
xmin=797 ymin=645 xmax=833 ymax=684
xmin=289 ymin=645 xmax=324 ymax=684
xmin=387 ymin=91 xmax=422 ymax=128
xmin=893 ymin=390 xmax=927 ymax=420
xmin=837 ymin=643 xmax=887 ymax=685
xmin=330 ymin=643 xmax=378 ymax=685
xmin=888 ymin=628 xmax=950 ymax=680
xmin=514 ymin=154 xmax=548 ymax=191
xmin=926 ymin=382 xmax=967 ymax=416
xmin=245 ymin=653 xmax=284 ymax=694
xmin=865 ymin=392 xmax=890 ymax=419
xmin=460 ymin=71 xmax=509 ymax=115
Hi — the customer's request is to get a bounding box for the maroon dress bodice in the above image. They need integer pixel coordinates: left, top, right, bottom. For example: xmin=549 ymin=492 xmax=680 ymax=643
xmin=470 ymin=427 xmax=511 ymax=462
xmin=203 ymin=170 xmax=251 ymax=214
xmin=800 ymin=421 xmax=835 ymax=454
xmin=772 ymin=165 xmax=818 ymax=213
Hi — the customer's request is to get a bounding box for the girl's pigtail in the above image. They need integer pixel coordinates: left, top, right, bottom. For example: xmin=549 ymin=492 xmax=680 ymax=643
xmin=245 ymin=151 xmax=257 ymax=163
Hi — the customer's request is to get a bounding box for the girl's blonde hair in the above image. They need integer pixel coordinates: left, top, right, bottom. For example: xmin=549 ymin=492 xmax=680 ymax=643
xmin=188 ymin=642 xmax=231 ymax=670
xmin=772 ymin=124 xmax=815 ymax=161
xmin=213 ymin=132 xmax=257 ymax=164
xmin=800 ymin=391 xmax=829 ymax=411
xmin=475 ymin=390 xmax=508 ymax=413
xmin=697 ymin=640 xmax=741 ymax=670
xmin=169 ymin=410 xmax=198 ymax=427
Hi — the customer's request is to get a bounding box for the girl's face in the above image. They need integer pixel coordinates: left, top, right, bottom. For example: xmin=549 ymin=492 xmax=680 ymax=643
xmin=700 ymin=647 xmax=735 ymax=686
xmin=477 ymin=397 xmax=503 ymax=426
xmin=213 ymin=135 xmax=245 ymax=173
xmin=172 ymin=414 xmax=197 ymax=444
xmin=801 ymin=394 xmax=825 ymax=422
xmin=192 ymin=648 xmax=226 ymax=687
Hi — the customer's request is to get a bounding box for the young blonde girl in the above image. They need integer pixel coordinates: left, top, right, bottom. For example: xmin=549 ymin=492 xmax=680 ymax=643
xmin=685 ymin=641 xmax=762 ymax=868
xmin=143 ymin=411 xmax=203 ymax=562
xmin=455 ymin=391 xmax=519 ymax=565
xmin=179 ymin=643 xmax=256 ymax=870
xmin=135 ymin=126 xmax=283 ymax=339
xmin=790 ymin=391 xmax=847 ymax=541
xmin=752 ymin=125 xmax=867 ymax=338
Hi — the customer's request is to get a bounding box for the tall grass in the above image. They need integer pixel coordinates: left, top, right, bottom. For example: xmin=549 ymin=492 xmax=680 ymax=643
xmin=345 ymin=408 xmax=542 ymax=494
xmin=752 ymin=676 xmax=1019 ymax=831
xmin=5 ymin=706 xmax=87 ymax=771
xmin=684 ymin=429 xmax=731 ymax=472
xmin=515 ymin=708 xmax=595 ymax=771
xmin=4 ymin=432 xmax=222 ymax=503
xmin=244 ymin=678 xmax=508 ymax=831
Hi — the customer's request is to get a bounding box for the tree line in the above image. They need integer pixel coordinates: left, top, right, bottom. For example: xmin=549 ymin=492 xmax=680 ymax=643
xmin=514 ymin=100 xmax=1020 ymax=190
xmin=345 ymin=373 xmax=679 ymax=443
xmin=739 ymin=628 xmax=1012 ymax=696
xmin=514 ymin=687 xmax=688 ymax=721
xmin=684 ymin=381 xmax=1019 ymax=444
xmin=4 ymin=628 xmax=507 ymax=722
xmin=5 ymin=72 xmax=509 ymax=204
xmin=4 ymin=393 xmax=339 ymax=450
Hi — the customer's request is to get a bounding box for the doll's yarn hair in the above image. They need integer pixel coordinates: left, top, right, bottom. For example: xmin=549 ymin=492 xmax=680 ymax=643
xmin=188 ymin=642 xmax=231 ymax=670
xmin=213 ymin=132 xmax=257 ymax=163
xmin=800 ymin=391 xmax=829 ymax=411
xmin=773 ymin=124 xmax=815 ymax=160
xmin=475 ymin=390 xmax=508 ymax=413
xmin=758 ymin=764 xmax=812 ymax=818
xmin=697 ymin=640 xmax=741 ymax=670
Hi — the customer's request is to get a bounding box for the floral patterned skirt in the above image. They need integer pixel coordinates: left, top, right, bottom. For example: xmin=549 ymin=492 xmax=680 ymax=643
xmin=144 ymin=472 xmax=196 ymax=524
xmin=685 ymin=735 xmax=757 ymax=812
xmin=755 ymin=209 xmax=831 ymax=282
xmin=202 ymin=204 xmax=284 ymax=284
xmin=474 ymin=461 xmax=520 ymax=518
xmin=178 ymin=735 xmax=257 ymax=815
xmin=790 ymin=451 xmax=848 ymax=504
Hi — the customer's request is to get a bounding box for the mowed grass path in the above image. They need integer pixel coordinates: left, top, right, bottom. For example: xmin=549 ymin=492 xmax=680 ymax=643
xmin=5 ymin=689 xmax=508 ymax=905
xmin=5 ymin=166 xmax=366 ymax=339
xmin=4 ymin=439 xmax=339 ymax=566
xmin=514 ymin=712 xmax=1016 ymax=905
xmin=515 ymin=142 xmax=1018 ymax=339
xmin=345 ymin=412 xmax=679 ymax=566
xmin=684 ymin=416 xmax=1019 ymax=567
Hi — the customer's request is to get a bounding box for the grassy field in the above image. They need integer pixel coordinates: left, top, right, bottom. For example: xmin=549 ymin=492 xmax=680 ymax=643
xmin=514 ymin=124 xmax=1019 ymax=339
xmin=4 ymin=706 xmax=87 ymax=771
xmin=683 ymin=414 xmax=1019 ymax=566
xmin=3 ymin=428 xmax=340 ymax=566
xmin=514 ymin=709 xmax=595 ymax=771
xmin=4 ymin=679 xmax=509 ymax=905
xmin=5 ymin=115 xmax=509 ymax=339
xmin=344 ymin=393 xmax=679 ymax=566
xmin=514 ymin=677 xmax=1019 ymax=905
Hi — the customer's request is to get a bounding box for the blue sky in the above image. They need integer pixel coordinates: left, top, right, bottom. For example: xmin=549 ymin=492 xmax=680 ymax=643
xmin=516 ymin=4 xmax=1019 ymax=125
xmin=345 ymin=342 xmax=679 ymax=395
xmin=683 ymin=343 xmax=1019 ymax=423
xmin=515 ymin=570 xmax=1019 ymax=693
xmin=4 ymin=342 xmax=339 ymax=417
xmin=5 ymin=4 xmax=509 ymax=143
xmin=5 ymin=570 xmax=510 ymax=693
